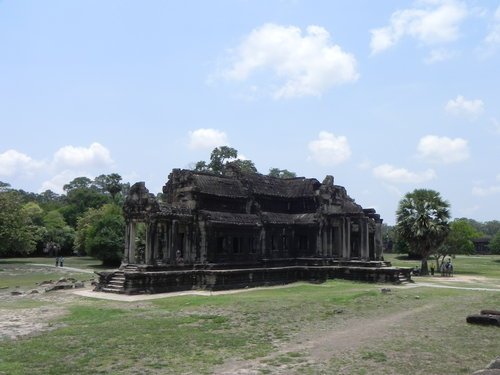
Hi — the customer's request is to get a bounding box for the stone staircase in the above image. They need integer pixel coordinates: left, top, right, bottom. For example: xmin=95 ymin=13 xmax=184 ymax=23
xmin=101 ymin=270 xmax=126 ymax=293
xmin=396 ymin=272 xmax=411 ymax=284
xmin=100 ymin=264 xmax=140 ymax=293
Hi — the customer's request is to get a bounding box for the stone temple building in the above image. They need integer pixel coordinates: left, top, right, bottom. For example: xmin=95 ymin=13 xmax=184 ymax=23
xmin=96 ymin=165 xmax=410 ymax=294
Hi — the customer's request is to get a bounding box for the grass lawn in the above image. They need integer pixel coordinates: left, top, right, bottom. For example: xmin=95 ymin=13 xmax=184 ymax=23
xmin=385 ymin=253 xmax=500 ymax=279
xmin=0 ymin=257 xmax=102 ymax=290
xmin=1 ymin=256 xmax=499 ymax=374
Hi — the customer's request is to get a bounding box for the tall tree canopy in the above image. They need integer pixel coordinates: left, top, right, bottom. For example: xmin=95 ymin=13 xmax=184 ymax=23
xmin=489 ymin=231 xmax=500 ymax=254
xmin=194 ymin=146 xmax=257 ymax=175
xmin=396 ymin=189 xmax=451 ymax=275
xmin=81 ymin=204 xmax=125 ymax=266
xmin=0 ymin=191 xmax=39 ymax=256
xmin=268 ymin=168 xmax=297 ymax=179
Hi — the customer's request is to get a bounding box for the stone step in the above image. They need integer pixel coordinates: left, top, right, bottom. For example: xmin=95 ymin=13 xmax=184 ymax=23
xmin=111 ymin=276 xmax=125 ymax=281
xmin=109 ymin=281 xmax=125 ymax=286
xmin=102 ymin=287 xmax=124 ymax=294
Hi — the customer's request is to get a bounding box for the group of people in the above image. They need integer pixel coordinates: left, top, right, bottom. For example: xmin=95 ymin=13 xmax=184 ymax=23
xmin=429 ymin=258 xmax=453 ymax=276
xmin=412 ymin=258 xmax=454 ymax=277
xmin=55 ymin=256 xmax=65 ymax=267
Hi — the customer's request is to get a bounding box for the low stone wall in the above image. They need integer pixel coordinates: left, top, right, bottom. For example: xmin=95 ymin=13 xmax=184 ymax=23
xmin=97 ymin=265 xmax=411 ymax=295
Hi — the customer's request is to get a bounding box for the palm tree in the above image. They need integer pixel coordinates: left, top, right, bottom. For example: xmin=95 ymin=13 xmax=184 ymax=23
xmin=396 ymin=189 xmax=450 ymax=275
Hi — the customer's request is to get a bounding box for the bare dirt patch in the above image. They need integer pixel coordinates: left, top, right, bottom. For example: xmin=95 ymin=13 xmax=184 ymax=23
xmin=215 ymin=303 xmax=435 ymax=374
xmin=0 ymin=306 xmax=68 ymax=340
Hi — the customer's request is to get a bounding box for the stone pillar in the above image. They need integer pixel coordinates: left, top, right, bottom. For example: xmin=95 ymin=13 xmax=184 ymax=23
xmin=317 ymin=222 xmax=324 ymax=256
xmin=127 ymin=221 xmax=137 ymax=264
xmin=360 ymin=219 xmax=370 ymax=260
xmin=328 ymin=224 xmax=333 ymax=257
xmin=260 ymin=227 xmax=267 ymax=257
xmin=163 ymin=222 xmax=170 ymax=262
xmin=344 ymin=218 xmax=351 ymax=259
xmin=322 ymin=226 xmax=329 ymax=257
xmin=375 ymin=220 xmax=383 ymax=260
xmin=199 ymin=221 xmax=207 ymax=263
xmin=171 ymin=220 xmax=178 ymax=262
xmin=153 ymin=223 xmax=160 ymax=262
xmin=145 ymin=221 xmax=156 ymax=265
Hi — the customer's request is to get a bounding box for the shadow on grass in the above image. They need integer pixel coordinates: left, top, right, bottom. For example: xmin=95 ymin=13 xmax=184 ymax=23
xmin=0 ymin=259 xmax=33 ymax=264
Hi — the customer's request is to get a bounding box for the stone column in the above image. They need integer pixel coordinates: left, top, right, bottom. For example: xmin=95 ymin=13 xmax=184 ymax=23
xmin=171 ymin=220 xmax=178 ymax=262
xmin=123 ymin=221 xmax=130 ymax=263
xmin=145 ymin=221 xmax=155 ymax=265
xmin=127 ymin=221 xmax=137 ymax=264
xmin=317 ymin=222 xmax=324 ymax=256
xmin=199 ymin=221 xmax=207 ymax=263
xmin=344 ymin=218 xmax=351 ymax=259
xmin=322 ymin=226 xmax=328 ymax=257
xmin=375 ymin=220 xmax=383 ymax=260
xmin=260 ymin=227 xmax=266 ymax=257
xmin=163 ymin=222 xmax=170 ymax=262
xmin=360 ymin=219 xmax=369 ymax=260
xmin=153 ymin=223 xmax=160 ymax=262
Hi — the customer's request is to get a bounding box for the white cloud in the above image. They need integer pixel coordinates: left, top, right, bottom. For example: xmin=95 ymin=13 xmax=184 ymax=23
xmin=188 ymin=128 xmax=229 ymax=150
xmin=0 ymin=149 xmax=44 ymax=177
xmin=373 ymin=164 xmax=436 ymax=184
xmin=445 ymin=95 xmax=484 ymax=118
xmin=491 ymin=118 xmax=500 ymax=134
xmin=307 ymin=131 xmax=351 ymax=166
xmin=472 ymin=185 xmax=500 ymax=196
xmin=52 ymin=142 xmax=113 ymax=169
xmin=472 ymin=172 xmax=500 ymax=196
xmin=484 ymin=6 xmax=500 ymax=46
xmin=40 ymin=170 xmax=91 ymax=194
xmin=478 ymin=5 xmax=500 ymax=57
xmin=370 ymin=0 xmax=467 ymax=55
xmin=417 ymin=135 xmax=469 ymax=163
xmin=424 ymin=48 xmax=456 ymax=64
xmin=218 ymin=23 xmax=358 ymax=98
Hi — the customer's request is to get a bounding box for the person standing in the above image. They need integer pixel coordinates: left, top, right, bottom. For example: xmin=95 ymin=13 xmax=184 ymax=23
xmin=60 ymin=256 xmax=64 ymax=267
xmin=55 ymin=256 xmax=59 ymax=267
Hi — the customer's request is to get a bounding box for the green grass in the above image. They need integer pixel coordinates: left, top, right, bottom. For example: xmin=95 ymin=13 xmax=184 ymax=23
xmin=0 ymin=256 xmax=108 ymax=270
xmin=385 ymin=253 xmax=500 ymax=278
xmin=1 ymin=257 xmax=500 ymax=374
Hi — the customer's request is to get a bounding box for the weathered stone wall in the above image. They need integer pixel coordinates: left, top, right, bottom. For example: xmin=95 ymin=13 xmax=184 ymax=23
xmin=97 ymin=264 xmax=411 ymax=295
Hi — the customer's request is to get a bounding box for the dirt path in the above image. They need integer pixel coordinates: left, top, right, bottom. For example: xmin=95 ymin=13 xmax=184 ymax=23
xmin=215 ymin=304 xmax=435 ymax=374
xmin=30 ymin=263 xmax=98 ymax=274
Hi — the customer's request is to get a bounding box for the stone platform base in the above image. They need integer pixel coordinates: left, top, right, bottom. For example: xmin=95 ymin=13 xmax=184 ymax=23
xmin=95 ymin=260 xmax=412 ymax=295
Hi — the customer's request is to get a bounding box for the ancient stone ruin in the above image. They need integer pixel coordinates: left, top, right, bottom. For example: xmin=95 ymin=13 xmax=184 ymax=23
xmin=96 ymin=166 xmax=411 ymax=294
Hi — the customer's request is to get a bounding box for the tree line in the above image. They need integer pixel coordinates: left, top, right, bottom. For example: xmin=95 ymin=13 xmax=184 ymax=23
xmin=384 ymin=188 xmax=500 ymax=275
xmin=0 ymin=147 xmax=297 ymax=265
xmin=2 ymin=147 xmax=498 ymax=271
xmin=0 ymin=174 xmax=129 ymax=265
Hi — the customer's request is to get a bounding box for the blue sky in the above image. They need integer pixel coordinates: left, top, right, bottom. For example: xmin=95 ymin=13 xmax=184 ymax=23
xmin=1 ymin=0 xmax=499 ymax=225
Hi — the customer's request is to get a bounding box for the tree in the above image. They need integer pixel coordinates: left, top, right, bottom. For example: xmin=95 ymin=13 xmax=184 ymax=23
xmin=489 ymin=231 xmax=500 ymax=254
xmin=0 ymin=181 xmax=11 ymax=192
xmin=42 ymin=210 xmax=75 ymax=254
xmin=0 ymin=191 xmax=39 ymax=256
xmin=396 ymin=189 xmax=451 ymax=275
xmin=482 ymin=220 xmax=500 ymax=237
xmin=268 ymin=168 xmax=297 ymax=178
xmin=193 ymin=146 xmax=257 ymax=175
xmin=80 ymin=204 xmax=125 ymax=266
xmin=60 ymin=178 xmax=111 ymax=227
xmin=230 ymin=159 xmax=257 ymax=174
xmin=208 ymin=146 xmax=238 ymax=174
xmin=74 ymin=208 xmax=100 ymax=256
xmin=63 ymin=177 xmax=93 ymax=192
xmin=92 ymin=173 xmax=123 ymax=201
xmin=435 ymin=219 xmax=481 ymax=269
